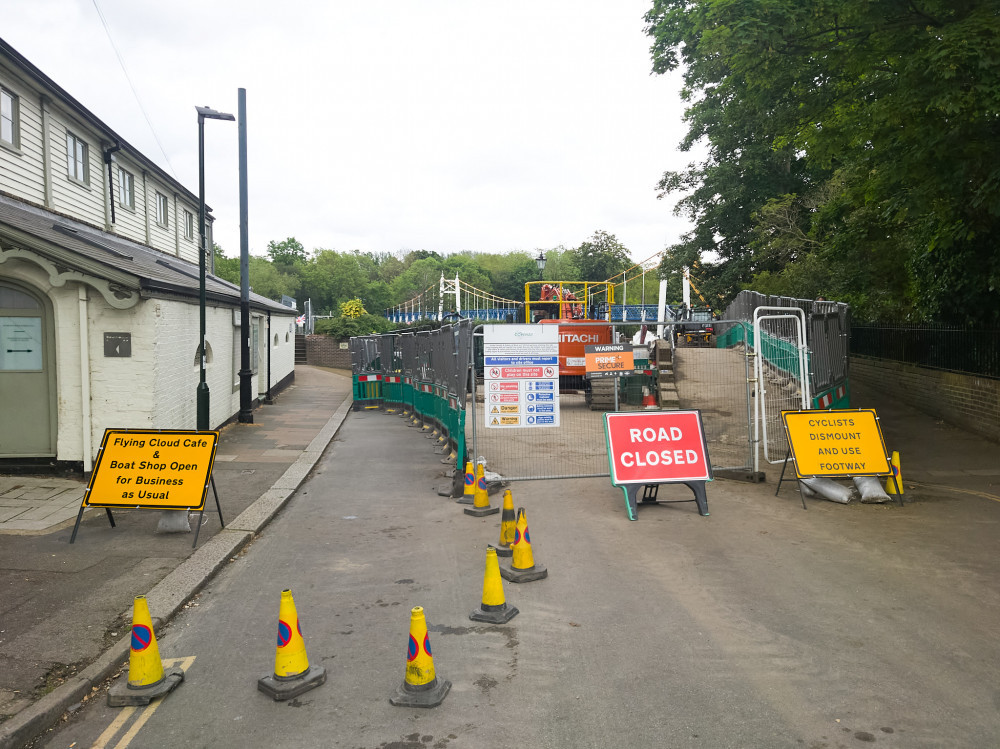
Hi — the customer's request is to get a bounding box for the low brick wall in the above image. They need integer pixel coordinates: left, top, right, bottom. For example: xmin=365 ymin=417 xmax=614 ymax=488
xmin=305 ymin=335 xmax=352 ymax=369
xmin=850 ymin=355 xmax=1000 ymax=443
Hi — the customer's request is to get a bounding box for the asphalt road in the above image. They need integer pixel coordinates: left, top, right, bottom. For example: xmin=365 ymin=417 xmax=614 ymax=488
xmin=29 ymin=408 xmax=1000 ymax=749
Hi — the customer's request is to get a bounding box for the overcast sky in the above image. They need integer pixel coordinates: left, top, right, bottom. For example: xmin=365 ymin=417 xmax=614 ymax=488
xmin=5 ymin=0 xmax=696 ymax=262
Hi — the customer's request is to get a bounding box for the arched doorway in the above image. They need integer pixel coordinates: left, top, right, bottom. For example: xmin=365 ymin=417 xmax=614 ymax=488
xmin=0 ymin=280 xmax=56 ymax=457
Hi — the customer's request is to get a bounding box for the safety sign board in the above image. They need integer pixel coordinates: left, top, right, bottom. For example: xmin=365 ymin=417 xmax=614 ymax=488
xmin=483 ymin=324 xmax=560 ymax=428
xmin=585 ymin=344 xmax=634 ymax=378
xmin=782 ymin=409 xmax=890 ymax=477
xmin=604 ymin=410 xmax=711 ymax=484
xmin=83 ymin=429 xmax=219 ymax=510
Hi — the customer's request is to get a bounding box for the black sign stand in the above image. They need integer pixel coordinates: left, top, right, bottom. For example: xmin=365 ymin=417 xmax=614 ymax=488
xmin=70 ymin=475 xmax=224 ymax=547
xmin=624 ymin=481 xmax=710 ymax=520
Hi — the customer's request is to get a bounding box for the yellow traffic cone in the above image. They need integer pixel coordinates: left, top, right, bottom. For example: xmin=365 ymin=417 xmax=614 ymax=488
xmin=457 ymin=461 xmax=476 ymax=505
xmin=107 ymin=596 xmax=184 ymax=706
xmin=885 ymin=451 xmax=903 ymax=494
xmin=464 ymin=462 xmax=499 ymax=517
xmin=495 ymin=489 xmax=516 ymax=557
xmin=470 ymin=547 xmax=519 ymax=623
xmin=390 ymin=606 xmax=451 ymax=708
xmin=500 ymin=507 xmax=548 ymax=583
xmin=258 ymin=589 xmax=327 ymax=700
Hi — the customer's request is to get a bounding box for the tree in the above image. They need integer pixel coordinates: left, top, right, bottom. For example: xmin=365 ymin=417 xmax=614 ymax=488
xmin=266 ymin=237 xmax=308 ymax=266
xmin=572 ymin=230 xmax=631 ymax=282
xmin=645 ymin=0 xmax=1000 ymax=323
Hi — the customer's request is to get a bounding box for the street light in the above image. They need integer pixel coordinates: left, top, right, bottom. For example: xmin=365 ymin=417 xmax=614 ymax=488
xmin=196 ymin=105 xmax=235 ymax=431
xmin=535 ymin=251 xmax=547 ymax=275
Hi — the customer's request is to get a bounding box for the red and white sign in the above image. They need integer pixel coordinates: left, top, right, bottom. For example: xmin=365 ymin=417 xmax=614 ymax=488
xmin=490 ymin=394 xmax=520 ymax=403
xmin=501 ymin=366 xmax=543 ymax=378
xmin=604 ymin=410 xmax=711 ymax=484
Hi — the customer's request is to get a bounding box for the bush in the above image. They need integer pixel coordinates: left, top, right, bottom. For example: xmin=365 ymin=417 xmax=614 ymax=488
xmin=314 ymin=313 xmax=390 ymax=339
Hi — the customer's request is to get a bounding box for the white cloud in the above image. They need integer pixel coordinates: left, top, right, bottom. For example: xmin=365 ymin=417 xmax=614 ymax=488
xmin=4 ymin=0 xmax=696 ymax=260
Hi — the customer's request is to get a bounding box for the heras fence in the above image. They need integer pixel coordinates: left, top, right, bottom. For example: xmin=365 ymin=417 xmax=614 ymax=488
xmin=350 ymin=294 xmax=850 ymax=483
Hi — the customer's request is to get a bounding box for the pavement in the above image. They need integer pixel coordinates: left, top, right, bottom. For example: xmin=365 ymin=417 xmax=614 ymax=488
xmin=0 ymin=365 xmax=356 ymax=749
xmin=1 ymin=366 xmax=999 ymax=748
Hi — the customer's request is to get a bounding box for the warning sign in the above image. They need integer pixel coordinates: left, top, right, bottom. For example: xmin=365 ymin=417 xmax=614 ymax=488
xmin=782 ymin=409 xmax=890 ymax=477
xmin=585 ymin=344 xmax=634 ymax=378
xmin=83 ymin=429 xmax=219 ymax=510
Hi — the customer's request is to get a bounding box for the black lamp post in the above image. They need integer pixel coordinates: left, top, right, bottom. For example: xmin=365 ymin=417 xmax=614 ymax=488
xmin=196 ymin=105 xmax=235 ymax=431
xmin=535 ymin=251 xmax=546 ymax=276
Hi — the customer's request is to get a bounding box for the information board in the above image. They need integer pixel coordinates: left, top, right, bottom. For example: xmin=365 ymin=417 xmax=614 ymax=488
xmin=585 ymin=344 xmax=634 ymax=378
xmin=483 ymin=324 xmax=560 ymax=428
xmin=781 ymin=409 xmax=890 ymax=478
xmin=83 ymin=429 xmax=220 ymax=510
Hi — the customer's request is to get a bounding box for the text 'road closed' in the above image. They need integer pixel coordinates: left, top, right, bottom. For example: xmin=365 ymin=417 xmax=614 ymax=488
xmin=604 ymin=411 xmax=711 ymax=484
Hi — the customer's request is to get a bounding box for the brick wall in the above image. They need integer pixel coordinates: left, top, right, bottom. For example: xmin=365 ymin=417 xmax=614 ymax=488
xmin=850 ymin=355 xmax=1000 ymax=443
xmin=305 ymin=335 xmax=352 ymax=369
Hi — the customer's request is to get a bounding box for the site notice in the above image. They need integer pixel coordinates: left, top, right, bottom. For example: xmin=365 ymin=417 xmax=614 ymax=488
xmin=84 ymin=429 xmax=219 ymax=510
xmin=483 ymin=324 xmax=560 ymax=429
xmin=781 ymin=409 xmax=890 ymax=478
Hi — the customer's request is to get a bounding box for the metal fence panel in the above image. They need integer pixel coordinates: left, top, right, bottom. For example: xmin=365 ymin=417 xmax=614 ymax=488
xmin=470 ymin=321 xmax=756 ymax=481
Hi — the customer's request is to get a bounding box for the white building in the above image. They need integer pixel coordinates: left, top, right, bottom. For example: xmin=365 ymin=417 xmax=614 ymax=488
xmin=0 ymin=37 xmax=296 ymax=471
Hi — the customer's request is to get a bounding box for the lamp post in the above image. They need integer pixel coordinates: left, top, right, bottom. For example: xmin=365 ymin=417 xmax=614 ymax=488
xmin=196 ymin=105 xmax=235 ymax=431
xmin=535 ymin=251 xmax=546 ymax=276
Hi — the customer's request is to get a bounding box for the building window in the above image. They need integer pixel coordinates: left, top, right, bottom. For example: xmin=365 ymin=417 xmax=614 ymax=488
xmin=155 ymin=192 xmax=168 ymax=227
xmin=184 ymin=209 xmax=194 ymax=240
xmin=117 ymin=167 xmax=135 ymax=209
xmin=66 ymin=131 xmax=89 ymax=184
xmin=0 ymin=88 xmax=18 ymax=148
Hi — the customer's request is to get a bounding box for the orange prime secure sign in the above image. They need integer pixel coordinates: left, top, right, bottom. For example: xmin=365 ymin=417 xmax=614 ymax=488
xmin=84 ymin=429 xmax=219 ymax=510
xmin=584 ymin=344 xmax=634 ymax=378
xmin=782 ymin=409 xmax=890 ymax=478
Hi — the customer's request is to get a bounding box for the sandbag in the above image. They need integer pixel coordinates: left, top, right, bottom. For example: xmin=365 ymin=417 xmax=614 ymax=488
xmin=853 ymin=475 xmax=892 ymax=504
xmin=798 ymin=477 xmax=856 ymax=504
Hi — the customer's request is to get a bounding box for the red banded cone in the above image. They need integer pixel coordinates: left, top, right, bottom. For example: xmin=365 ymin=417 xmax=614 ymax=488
xmin=496 ymin=489 xmax=516 ymax=557
xmin=390 ymin=607 xmax=451 ymax=708
xmin=108 ymin=596 xmax=184 ymax=706
xmin=470 ymin=547 xmax=519 ymax=623
xmin=464 ymin=462 xmax=499 ymax=517
xmin=258 ymin=589 xmax=326 ymax=700
xmin=500 ymin=507 xmax=548 ymax=583
xmin=458 ymin=461 xmax=476 ymax=505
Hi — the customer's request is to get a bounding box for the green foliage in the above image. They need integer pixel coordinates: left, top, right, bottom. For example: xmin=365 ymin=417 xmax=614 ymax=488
xmin=339 ymin=298 xmax=367 ymax=319
xmin=267 ymin=237 xmax=307 ymax=266
xmin=645 ymin=0 xmax=1000 ymax=324
xmin=572 ymin=230 xmax=632 ymax=282
xmin=314 ymin=313 xmax=390 ymax=339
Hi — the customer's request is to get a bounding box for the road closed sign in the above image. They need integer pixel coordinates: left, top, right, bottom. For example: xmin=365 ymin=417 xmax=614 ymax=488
xmin=83 ymin=429 xmax=219 ymax=510
xmin=604 ymin=410 xmax=711 ymax=485
xmin=782 ymin=409 xmax=890 ymax=477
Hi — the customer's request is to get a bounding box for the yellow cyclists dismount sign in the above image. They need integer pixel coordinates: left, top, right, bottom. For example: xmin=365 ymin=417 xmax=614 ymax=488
xmin=781 ymin=409 xmax=890 ymax=478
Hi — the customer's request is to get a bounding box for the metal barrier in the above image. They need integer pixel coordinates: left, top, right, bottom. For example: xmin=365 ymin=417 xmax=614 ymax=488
xmin=468 ymin=321 xmax=758 ymax=482
xmin=350 ymin=320 xmax=473 ymax=468
xmin=723 ymin=290 xmax=850 ymax=410
xmin=350 ymin=306 xmax=849 ymax=483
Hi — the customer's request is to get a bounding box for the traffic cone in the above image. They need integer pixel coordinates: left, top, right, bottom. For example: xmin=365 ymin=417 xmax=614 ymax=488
xmin=390 ymin=606 xmax=451 ymax=708
xmin=495 ymin=489 xmax=516 ymax=557
xmin=885 ymin=451 xmax=903 ymax=495
xmin=457 ymin=461 xmax=476 ymax=505
xmin=642 ymin=386 xmax=658 ymax=409
xmin=257 ymin=589 xmax=327 ymax=700
xmin=470 ymin=547 xmax=519 ymax=623
xmin=464 ymin=462 xmax=499 ymax=517
xmin=107 ymin=596 xmax=184 ymax=706
xmin=500 ymin=508 xmax=548 ymax=583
